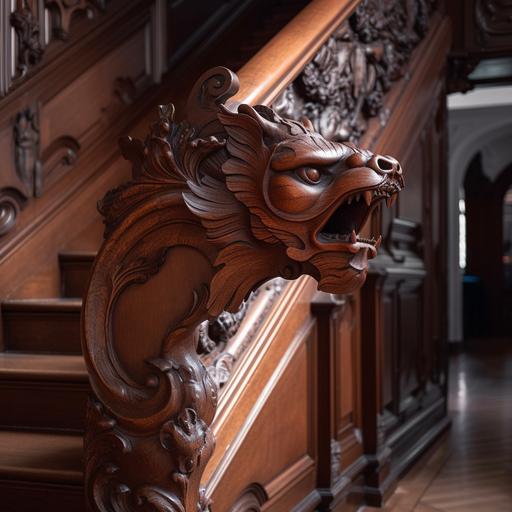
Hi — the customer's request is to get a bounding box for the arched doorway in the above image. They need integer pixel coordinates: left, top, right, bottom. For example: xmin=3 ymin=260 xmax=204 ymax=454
xmin=463 ymin=156 xmax=512 ymax=337
xmin=448 ymin=104 xmax=512 ymax=342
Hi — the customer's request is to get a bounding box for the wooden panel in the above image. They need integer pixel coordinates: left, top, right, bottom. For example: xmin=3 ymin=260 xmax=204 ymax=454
xmin=449 ymin=0 xmax=512 ymax=56
xmin=0 ymin=0 xmax=158 ymax=241
xmin=358 ymin=12 xmax=451 ymax=506
xmin=208 ymin=313 xmax=318 ymax=511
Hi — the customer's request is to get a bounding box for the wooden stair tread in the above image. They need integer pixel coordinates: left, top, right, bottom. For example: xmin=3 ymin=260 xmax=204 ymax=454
xmin=0 ymin=353 xmax=87 ymax=382
xmin=58 ymin=251 xmax=96 ymax=261
xmin=0 ymin=430 xmax=83 ymax=484
xmin=2 ymin=298 xmax=82 ymax=311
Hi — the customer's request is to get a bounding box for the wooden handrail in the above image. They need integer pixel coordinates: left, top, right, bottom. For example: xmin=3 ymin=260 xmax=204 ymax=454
xmin=233 ymin=0 xmax=359 ymax=105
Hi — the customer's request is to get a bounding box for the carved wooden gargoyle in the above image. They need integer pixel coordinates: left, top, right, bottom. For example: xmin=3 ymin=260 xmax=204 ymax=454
xmin=82 ymin=67 xmax=403 ymax=512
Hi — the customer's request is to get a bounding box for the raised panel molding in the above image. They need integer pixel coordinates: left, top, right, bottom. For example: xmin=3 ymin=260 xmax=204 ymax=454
xmin=0 ymin=0 xmax=166 ymax=238
xmin=475 ymin=0 xmax=512 ymax=48
xmin=312 ymin=291 xmax=365 ymax=510
xmin=229 ymin=484 xmax=267 ymax=512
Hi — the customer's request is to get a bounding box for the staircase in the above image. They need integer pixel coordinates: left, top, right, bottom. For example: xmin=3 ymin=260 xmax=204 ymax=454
xmin=0 ymin=222 xmax=101 ymax=511
xmin=0 ymin=1 xmax=312 ymax=508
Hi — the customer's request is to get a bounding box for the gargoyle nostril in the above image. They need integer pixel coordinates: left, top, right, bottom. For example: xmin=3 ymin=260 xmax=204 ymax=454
xmin=376 ymin=157 xmax=394 ymax=172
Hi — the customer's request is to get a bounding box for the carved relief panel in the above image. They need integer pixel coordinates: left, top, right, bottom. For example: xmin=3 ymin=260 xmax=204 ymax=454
xmin=475 ymin=0 xmax=512 ymax=50
xmin=0 ymin=0 xmax=167 ymax=239
xmin=274 ymin=0 xmax=437 ymax=143
xmin=312 ymin=291 xmax=364 ymax=506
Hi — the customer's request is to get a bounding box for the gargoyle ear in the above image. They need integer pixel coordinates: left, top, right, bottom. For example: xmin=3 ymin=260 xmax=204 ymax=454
xmin=301 ymin=116 xmax=314 ymax=131
xmin=217 ymin=104 xmax=270 ymax=179
xmin=236 ymin=104 xmax=293 ymax=142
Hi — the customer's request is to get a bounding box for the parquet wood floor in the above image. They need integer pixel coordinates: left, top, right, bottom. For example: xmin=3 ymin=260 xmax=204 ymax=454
xmin=364 ymin=338 xmax=512 ymax=512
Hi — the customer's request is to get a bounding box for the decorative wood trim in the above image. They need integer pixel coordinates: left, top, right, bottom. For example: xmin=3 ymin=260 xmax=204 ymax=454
xmin=229 ymin=484 xmax=267 ymax=512
xmin=0 ymin=190 xmax=25 ymax=236
xmin=45 ymin=0 xmax=107 ymax=40
xmin=10 ymin=1 xmax=44 ymax=81
xmin=233 ymin=0 xmax=361 ymax=106
xmin=14 ymin=105 xmax=41 ymax=198
xmin=82 ymin=66 xmax=402 ymax=511
xmin=274 ymin=0 xmax=438 ymax=143
xmin=200 ymin=278 xmax=283 ymax=388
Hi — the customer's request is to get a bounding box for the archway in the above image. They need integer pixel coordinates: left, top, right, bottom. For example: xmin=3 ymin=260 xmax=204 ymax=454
xmin=463 ymin=156 xmax=512 ymax=336
xmin=448 ymin=104 xmax=512 ymax=342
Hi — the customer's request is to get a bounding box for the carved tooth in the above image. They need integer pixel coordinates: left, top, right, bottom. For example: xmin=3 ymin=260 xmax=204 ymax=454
xmin=347 ymin=196 xmax=353 ymax=205
xmin=386 ymin=194 xmax=396 ymax=208
xmin=375 ymin=235 xmax=382 ymax=249
xmin=351 ymin=230 xmax=357 ymax=244
xmin=364 ymin=190 xmax=372 ymax=206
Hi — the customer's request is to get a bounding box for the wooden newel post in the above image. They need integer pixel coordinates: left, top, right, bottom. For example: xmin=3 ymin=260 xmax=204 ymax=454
xmin=81 ymin=66 xmax=403 ymax=511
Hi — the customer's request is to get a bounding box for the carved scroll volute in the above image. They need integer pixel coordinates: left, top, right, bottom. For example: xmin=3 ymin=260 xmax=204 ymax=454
xmin=82 ymin=65 xmax=403 ymax=512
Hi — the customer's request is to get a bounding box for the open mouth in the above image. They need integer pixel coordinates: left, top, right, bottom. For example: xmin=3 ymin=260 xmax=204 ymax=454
xmin=316 ymin=179 xmax=401 ymax=260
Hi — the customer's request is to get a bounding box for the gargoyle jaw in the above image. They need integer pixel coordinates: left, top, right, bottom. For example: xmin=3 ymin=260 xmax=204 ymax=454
xmin=316 ymin=177 xmax=402 ymax=259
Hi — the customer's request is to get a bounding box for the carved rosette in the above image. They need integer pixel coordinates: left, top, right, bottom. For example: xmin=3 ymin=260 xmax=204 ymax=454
xmin=274 ymin=0 xmax=436 ymax=142
xmin=0 ymin=190 xmax=25 ymax=236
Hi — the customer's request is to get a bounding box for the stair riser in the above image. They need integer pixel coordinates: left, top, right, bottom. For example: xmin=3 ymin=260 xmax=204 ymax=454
xmin=60 ymin=261 xmax=94 ymax=298
xmin=0 ymin=382 xmax=88 ymax=432
xmin=3 ymin=312 xmax=81 ymax=354
xmin=0 ymin=481 xmax=84 ymax=512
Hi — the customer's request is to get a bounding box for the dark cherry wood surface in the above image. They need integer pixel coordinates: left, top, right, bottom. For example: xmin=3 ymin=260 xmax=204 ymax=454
xmin=0 ymin=1 xmax=454 ymax=511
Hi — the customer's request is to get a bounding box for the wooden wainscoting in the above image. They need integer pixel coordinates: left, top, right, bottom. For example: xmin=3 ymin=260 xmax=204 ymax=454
xmin=359 ymin=12 xmax=452 ymax=505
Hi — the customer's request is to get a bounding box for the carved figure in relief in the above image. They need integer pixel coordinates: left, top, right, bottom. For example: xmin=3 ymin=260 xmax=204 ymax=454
xmin=82 ymin=67 xmax=403 ymax=512
xmin=275 ymin=0 xmax=437 ymax=142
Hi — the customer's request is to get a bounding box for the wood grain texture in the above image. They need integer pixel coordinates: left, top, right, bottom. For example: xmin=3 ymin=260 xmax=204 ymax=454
xmin=364 ymin=339 xmax=512 ymax=512
xmin=0 ymin=1 xmax=454 ymax=511
xmin=82 ymin=64 xmax=402 ymax=511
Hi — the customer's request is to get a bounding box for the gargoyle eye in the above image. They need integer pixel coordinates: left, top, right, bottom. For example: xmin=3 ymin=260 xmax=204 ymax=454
xmin=297 ymin=167 xmax=321 ymax=185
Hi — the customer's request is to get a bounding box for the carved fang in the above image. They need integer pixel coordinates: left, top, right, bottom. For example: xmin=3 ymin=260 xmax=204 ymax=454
xmin=386 ymin=193 xmax=397 ymax=208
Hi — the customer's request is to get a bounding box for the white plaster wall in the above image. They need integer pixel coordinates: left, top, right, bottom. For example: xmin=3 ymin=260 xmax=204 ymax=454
xmin=448 ymin=101 xmax=512 ymax=342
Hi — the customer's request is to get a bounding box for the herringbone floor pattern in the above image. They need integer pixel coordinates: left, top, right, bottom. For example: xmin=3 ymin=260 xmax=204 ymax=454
xmin=365 ymin=338 xmax=512 ymax=512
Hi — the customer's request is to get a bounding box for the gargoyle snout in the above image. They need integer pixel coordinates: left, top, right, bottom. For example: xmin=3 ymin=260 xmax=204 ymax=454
xmin=368 ymin=154 xmax=401 ymax=176
xmin=345 ymin=150 xmax=403 ymax=186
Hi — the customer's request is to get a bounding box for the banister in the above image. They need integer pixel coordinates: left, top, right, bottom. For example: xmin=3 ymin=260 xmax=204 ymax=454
xmin=232 ymin=0 xmax=360 ymax=106
xmin=82 ymin=2 xmax=406 ymax=511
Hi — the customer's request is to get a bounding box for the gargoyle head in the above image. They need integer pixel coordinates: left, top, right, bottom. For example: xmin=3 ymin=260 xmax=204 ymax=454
xmin=205 ymin=103 xmax=403 ymax=297
xmin=139 ymin=67 xmax=405 ymax=315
